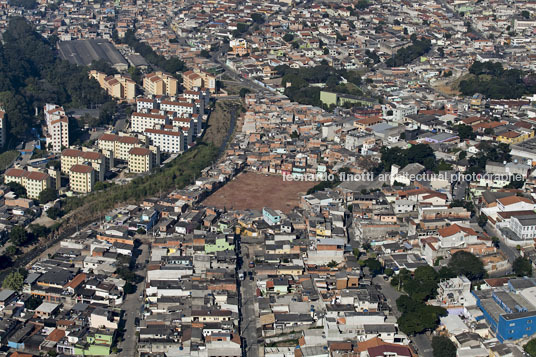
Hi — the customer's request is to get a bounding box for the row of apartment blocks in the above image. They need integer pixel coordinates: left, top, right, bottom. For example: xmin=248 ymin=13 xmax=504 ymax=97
xmin=89 ymin=70 xmax=136 ymax=102
xmin=44 ymin=104 xmax=69 ymax=153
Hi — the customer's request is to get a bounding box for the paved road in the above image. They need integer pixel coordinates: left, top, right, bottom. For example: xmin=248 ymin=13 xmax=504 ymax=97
xmin=373 ymin=276 xmax=433 ymax=357
xmin=119 ymin=243 xmax=149 ymax=357
xmin=238 ymin=241 xmax=260 ymax=357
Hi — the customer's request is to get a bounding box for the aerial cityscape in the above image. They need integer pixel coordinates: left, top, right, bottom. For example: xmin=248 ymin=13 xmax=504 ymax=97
xmin=0 ymin=0 xmax=535 ymax=356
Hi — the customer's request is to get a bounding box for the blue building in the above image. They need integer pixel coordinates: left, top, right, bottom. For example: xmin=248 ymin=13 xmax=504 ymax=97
xmin=263 ymin=207 xmax=281 ymax=226
xmin=137 ymin=208 xmax=159 ymax=231
xmin=473 ymin=282 xmax=536 ymax=342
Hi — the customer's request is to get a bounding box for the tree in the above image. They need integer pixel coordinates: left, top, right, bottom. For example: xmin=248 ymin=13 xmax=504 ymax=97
xmin=478 ymin=214 xmax=488 ymax=228
xmin=10 ymin=225 xmax=29 ymax=246
xmin=327 ymin=260 xmax=338 ymax=268
xmin=448 ymin=251 xmax=486 ymax=281
xmin=239 ymin=88 xmax=251 ymax=98
xmin=200 ymin=49 xmax=211 ymax=58
xmin=513 ymin=257 xmax=533 ymax=277
xmin=5 ymin=245 xmax=18 ymax=256
xmin=2 ymin=271 xmax=24 ymax=291
xmin=29 ymin=224 xmax=49 ymax=238
xmin=251 ymin=13 xmax=265 ymax=24
xmin=283 ymin=33 xmax=294 ymax=42
xmin=525 ymin=338 xmax=536 ymax=357
xmin=6 ymin=182 xmax=26 ymax=198
xmin=456 ymin=124 xmax=475 ymax=140
xmin=491 ymin=236 xmax=500 ymax=248
xmin=432 ymin=336 xmax=457 ymax=357
xmin=123 ymin=282 xmax=136 ymax=294
xmin=38 ymin=187 xmax=58 ymax=204
xmin=364 ymin=258 xmax=382 ymax=276
xmin=46 ymin=207 xmax=62 ymax=220
xmin=24 ymin=295 xmax=42 ymax=310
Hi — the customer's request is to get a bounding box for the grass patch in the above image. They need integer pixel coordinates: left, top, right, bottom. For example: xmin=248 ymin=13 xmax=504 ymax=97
xmin=0 ymin=151 xmax=19 ymax=172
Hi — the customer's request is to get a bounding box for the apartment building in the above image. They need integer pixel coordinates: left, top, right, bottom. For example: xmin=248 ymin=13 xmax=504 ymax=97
xmin=98 ymin=133 xmax=141 ymax=161
xmin=89 ymin=70 xmax=136 ymax=102
xmin=44 ymin=104 xmax=69 ymax=153
xmin=131 ymin=112 xmax=169 ymax=133
xmin=61 ymin=149 xmax=106 ymax=181
xmin=128 ymin=147 xmax=153 ymax=173
xmin=160 ymin=100 xmax=196 ymax=116
xmin=143 ymin=72 xmax=178 ymax=96
xmin=4 ymin=168 xmax=50 ymax=199
xmin=69 ymin=164 xmax=95 ymax=193
xmin=136 ymin=97 xmax=157 ymax=112
xmin=144 ymin=127 xmax=185 ymax=153
xmin=172 ymin=115 xmax=202 ymax=137
xmin=183 ymin=69 xmax=217 ymax=93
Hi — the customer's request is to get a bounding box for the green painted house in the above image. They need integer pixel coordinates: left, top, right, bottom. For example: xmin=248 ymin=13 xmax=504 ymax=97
xmin=205 ymin=237 xmax=235 ymax=253
xmin=74 ymin=331 xmax=114 ymax=356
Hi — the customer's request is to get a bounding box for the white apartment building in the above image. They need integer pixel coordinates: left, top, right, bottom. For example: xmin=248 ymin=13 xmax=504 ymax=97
xmin=44 ymin=104 xmax=69 ymax=152
xmin=144 ymin=127 xmax=185 ymax=153
xmin=160 ymin=100 xmax=197 ymax=116
xmin=131 ymin=112 xmax=169 ymax=133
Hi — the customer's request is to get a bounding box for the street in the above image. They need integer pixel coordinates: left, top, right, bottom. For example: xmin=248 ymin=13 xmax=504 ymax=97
xmin=238 ymin=241 xmax=260 ymax=357
xmin=118 ymin=243 xmax=149 ymax=357
xmin=373 ymin=276 xmax=434 ymax=357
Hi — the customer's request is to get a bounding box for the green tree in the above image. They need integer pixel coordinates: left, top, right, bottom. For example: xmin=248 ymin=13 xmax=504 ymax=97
xmin=38 ymin=187 xmax=58 ymax=204
xmin=123 ymin=282 xmax=136 ymax=294
xmin=5 ymin=245 xmax=17 ymax=256
xmin=513 ymin=257 xmax=533 ymax=277
xmin=6 ymin=182 xmax=27 ymax=198
xmin=364 ymin=258 xmax=382 ymax=276
xmin=251 ymin=13 xmax=265 ymax=24
xmin=432 ymin=336 xmax=457 ymax=357
xmin=239 ymin=88 xmax=251 ymax=98
xmin=478 ymin=214 xmax=488 ymax=228
xmin=525 ymin=338 xmax=536 ymax=357
xmin=24 ymin=295 xmax=42 ymax=310
xmin=456 ymin=124 xmax=475 ymax=140
xmin=327 ymin=260 xmax=338 ymax=268
xmin=283 ymin=33 xmax=294 ymax=42
xmin=29 ymin=224 xmax=49 ymax=238
xmin=10 ymin=225 xmax=29 ymax=245
xmin=46 ymin=207 xmax=62 ymax=220
xmin=448 ymin=251 xmax=486 ymax=281
xmin=2 ymin=271 xmax=24 ymax=291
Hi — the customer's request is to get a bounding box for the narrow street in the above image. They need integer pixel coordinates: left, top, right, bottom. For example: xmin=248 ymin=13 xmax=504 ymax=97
xmin=118 ymin=243 xmax=149 ymax=357
xmin=373 ymin=276 xmax=434 ymax=357
xmin=237 ymin=239 xmax=260 ymax=357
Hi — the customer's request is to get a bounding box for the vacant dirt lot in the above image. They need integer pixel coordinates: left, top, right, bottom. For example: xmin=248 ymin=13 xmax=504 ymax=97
xmin=203 ymin=172 xmax=317 ymax=213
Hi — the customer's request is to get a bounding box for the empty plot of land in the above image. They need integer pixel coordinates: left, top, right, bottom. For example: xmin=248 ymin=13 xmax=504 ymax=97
xmin=204 ymin=172 xmax=316 ymax=213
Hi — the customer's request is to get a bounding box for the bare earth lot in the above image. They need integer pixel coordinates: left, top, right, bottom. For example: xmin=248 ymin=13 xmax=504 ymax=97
xmin=204 ymin=172 xmax=317 ymax=213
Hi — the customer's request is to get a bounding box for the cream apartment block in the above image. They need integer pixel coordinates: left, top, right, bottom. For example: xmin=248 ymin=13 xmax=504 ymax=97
xmin=69 ymin=164 xmax=95 ymax=193
xmin=183 ymin=69 xmax=216 ymax=93
xmin=131 ymin=112 xmax=169 ymax=133
xmin=98 ymin=133 xmax=142 ymax=161
xmin=61 ymin=149 xmax=106 ymax=181
xmin=4 ymin=168 xmax=50 ymax=199
xmin=44 ymin=104 xmax=69 ymax=153
xmin=89 ymin=70 xmax=136 ymax=102
xmin=128 ymin=147 xmax=153 ymax=173
xmin=144 ymin=127 xmax=185 ymax=153
xmin=143 ymin=72 xmax=178 ymax=96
